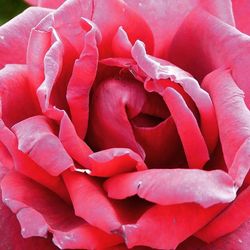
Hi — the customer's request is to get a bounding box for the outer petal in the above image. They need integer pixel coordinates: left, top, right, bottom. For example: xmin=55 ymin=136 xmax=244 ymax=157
xmin=203 ymin=69 xmax=250 ymax=187
xmin=104 ymin=169 xmax=236 ymax=208
xmin=0 ymin=64 xmax=40 ymax=127
xmin=196 ymin=186 xmax=250 ymax=242
xmin=0 ymin=121 xmax=70 ymax=202
xmin=122 ymin=203 xmax=223 ymax=249
xmin=0 ymin=197 xmax=57 ymax=250
xmin=232 ymin=0 xmax=250 ymax=35
xmin=169 ymin=7 xmax=250 ymax=108
xmin=124 ymin=0 xmax=234 ymax=57
xmin=12 ymin=116 xmax=74 ymax=176
xmin=25 ymin=0 xmax=65 ymax=8
xmin=1 ymin=172 xmax=121 ymax=249
xmin=0 ymin=7 xmax=51 ymax=68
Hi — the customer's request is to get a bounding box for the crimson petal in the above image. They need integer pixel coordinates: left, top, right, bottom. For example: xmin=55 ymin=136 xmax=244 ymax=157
xmin=63 ymin=170 xmax=122 ymax=233
xmin=1 ymin=172 xmax=121 ymax=249
xmin=196 ymin=186 xmax=250 ymax=242
xmin=122 ymin=203 xmax=223 ymax=249
xmin=104 ymin=169 xmax=236 ymax=208
xmin=87 ymin=148 xmax=146 ymax=177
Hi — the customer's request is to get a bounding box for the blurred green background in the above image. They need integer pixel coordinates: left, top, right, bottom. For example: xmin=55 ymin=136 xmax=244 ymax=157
xmin=0 ymin=0 xmax=28 ymax=25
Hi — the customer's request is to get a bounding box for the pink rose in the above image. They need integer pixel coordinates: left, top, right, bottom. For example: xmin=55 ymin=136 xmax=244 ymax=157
xmin=0 ymin=0 xmax=250 ymax=249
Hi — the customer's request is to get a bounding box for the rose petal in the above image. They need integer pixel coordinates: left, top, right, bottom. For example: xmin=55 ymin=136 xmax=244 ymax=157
xmin=0 ymin=64 xmax=40 ymax=128
xmin=87 ymin=148 xmax=146 ymax=177
xmin=0 ymin=121 xmax=70 ymax=202
xmin=31 ymin=22 xmax=93 ymax=167
xmin=196 ymin=186 xmax=250 ymax=242
xmin=0 ymin=7 xmax=51 ymax=69
xmin=12 ymin=115 xmax=74 ymax=176
xmin=66 ymin=19 xmax=100 ymax=138
xmin=104 ymin=169 xmax=236 ymax=208
xmin=132 ymin=41 xmax=218 ymax=155
xmin=1 ymin=172 xmax=121 ymax=249
xmin=122 ymin=203 xmax=223 ymax=249
xmin=25 ymin=0 xmax=65 ymax=8
xmin=124 ymin=0 xmax=234 ymax=57
xmin=0 ymin=194 xmax=57 ymax=250
xmin=200 ymin=219 xmax=250 ymax=250
xmin=87 ymin=78 xmax=146 ymax=158
xmin=169 ymin=7 xmax=250 ymax=109
xmin=63 ymin=170 xmax=122 ymax=233
xmin=112 ymin=27 xmax=132 ymax=58
xmin=232 ymin=0 xmax=250 ymax=35
xmin=132 ymin=117 xmax=182 ymax=167
xmin=163 ymin=88 xmax=209 ymax=169
xmin=203 ymin=69 xmax=250 ymax=187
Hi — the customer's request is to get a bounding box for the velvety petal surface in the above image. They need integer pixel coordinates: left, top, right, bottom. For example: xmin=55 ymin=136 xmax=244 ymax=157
xmin=12 ymin=116 xmax=74 ymax=176
xmin=1 ymin=172 xmax=121 ymax=249
xmin=169 ymin=7 xmax=250 ymax=109
xmin=63 ymin=170 xmax=122 ymax=233
xmin=124 ymin=0 xmax=234 ymax=57
xmin=25 ymin=0 xmax=65 ymax=8
xmin=66 ymin=19 xmax=100 ymax=138
xmin=232 ymin=0 xmax=250 ymax=35
xmin=0 ymin=64 xmax=40 ymax=127
xmin=0 ymin=7 xmax=51 ymax=68
xmin=196 ymin=185 xmax=250 ymax=242
xmin=203 ymin=69 xmax=250 ymax=187
xmin=87 ymin=148 xmax=147 ymax=177
xmin=0 ymin=121 xmax=70 ymax=202
xmin=104 ymin=169 xmax=236 ymax=208
xmin=122 ymin=203 xmax=223 ymax=249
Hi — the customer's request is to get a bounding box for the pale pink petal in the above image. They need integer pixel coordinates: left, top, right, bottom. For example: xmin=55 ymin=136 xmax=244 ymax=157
xmin=1 ymin=172 xmax=121 ymax=249
xmin=0 ymin=7 xmax=51 ymax=68
xmin=232 ymin=0 xmax=250 ymax=35
xmin=169 ymin=8 xmax=250 ymax=108
xmin=203 ymin=69 xmax=250 ymax=187
xmin=112 ymin=27 xmax=132 ymax=58
xmin=0 ymin=64 xmax=40 ymax=127
xmin=25 ymin=0 xmax=65 ymax=8
xmin=12 ymin=116 xmax=74 ymax=176
xmin=122 ymin=203 xmax=223 ymax=249
xmin=124 ymin=0 xmax=234 ymax=57
xmin=104 ymin=169 xmax=236 ymax=208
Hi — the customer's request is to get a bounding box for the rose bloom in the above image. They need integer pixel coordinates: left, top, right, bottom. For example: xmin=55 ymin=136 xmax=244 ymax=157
xmin=0 ymin=0 xmax=250 ymax=249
